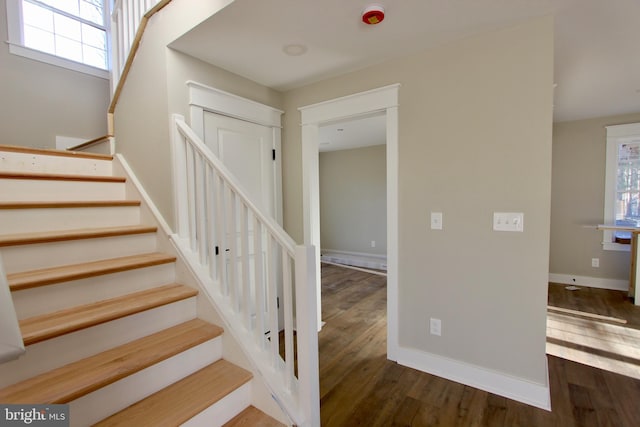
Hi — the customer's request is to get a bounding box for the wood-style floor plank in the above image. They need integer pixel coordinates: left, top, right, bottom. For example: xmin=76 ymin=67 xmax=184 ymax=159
xmin=0 ymin=200 xmax=140 ymax=209
xmin=0 ymin=171 xmax=125 ymax=182
xmin=8 ymin=252 xmax=176 ymax=291
xmin=0 ymin=144 xmax=113 ymax=160
xmin=95 ymin=360 xmax=252 ymax=426
xmin=319 ymin=263 xmax=640 ymax=427
xmin=0 ymin=319 xmax=222 ymax=404
xmin=0 ymin=225 xmax=157 ymax=247
xmin=223 ymin=406 xmax=286 ymax=427
xmin=19 ymin=283 xmax=197 ymax=345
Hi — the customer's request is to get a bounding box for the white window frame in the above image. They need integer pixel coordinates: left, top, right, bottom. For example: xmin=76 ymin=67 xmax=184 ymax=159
xmin=603 ymin=122 xmax=640 ymax=251
xmin=5 ymin=0 xmax=110 ymax=79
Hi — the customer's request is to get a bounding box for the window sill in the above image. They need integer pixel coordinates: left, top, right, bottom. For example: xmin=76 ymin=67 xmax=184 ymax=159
xmin=602 ymin=241 xmax=631 ymax=252
xmin=7 ymin=42 xmax=109 ymax=80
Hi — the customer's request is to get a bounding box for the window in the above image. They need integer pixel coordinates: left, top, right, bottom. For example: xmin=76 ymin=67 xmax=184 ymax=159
xmin=5 ymin=0 xmax=109 ymax=78
xmin=603 ymin=123 xmax=640 ymax=251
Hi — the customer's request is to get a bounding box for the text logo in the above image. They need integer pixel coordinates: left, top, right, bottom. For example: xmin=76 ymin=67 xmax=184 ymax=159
xmin=0 ymin=405 xmax=69 ymax=426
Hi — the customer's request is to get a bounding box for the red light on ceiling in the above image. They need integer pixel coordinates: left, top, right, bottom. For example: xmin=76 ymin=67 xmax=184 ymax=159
xmin=362 ymin=5 xmax=385 ymax=25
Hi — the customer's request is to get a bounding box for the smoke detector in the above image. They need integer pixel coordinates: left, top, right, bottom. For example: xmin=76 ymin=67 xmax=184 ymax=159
xmin=362 ymin=5 xmax=385 ymax=25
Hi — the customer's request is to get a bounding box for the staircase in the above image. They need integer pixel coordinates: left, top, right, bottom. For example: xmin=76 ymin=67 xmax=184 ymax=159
xmin=0 ymin=145 xmax=285 ymax=426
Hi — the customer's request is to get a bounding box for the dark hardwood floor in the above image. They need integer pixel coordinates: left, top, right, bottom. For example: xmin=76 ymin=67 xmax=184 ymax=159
xmin=319 ymin=263 xmax=640 ymax=426
xmin=547 ymin=282 xmax=640 ymax=380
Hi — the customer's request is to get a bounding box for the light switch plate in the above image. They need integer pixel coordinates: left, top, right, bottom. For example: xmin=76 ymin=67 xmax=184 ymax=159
xmin=430 ymin=212 xmax=443 ymax=230
xmin=493 ymin=212 xmax=524 ymax=232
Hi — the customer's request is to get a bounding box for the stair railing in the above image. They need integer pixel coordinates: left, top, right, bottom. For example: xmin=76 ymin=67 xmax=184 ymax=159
xmin=0 ymin=254 xmax=25 ymax=364
xmin=110 ymin=0 xmax=164 ymax=93
xmin=170 ymin=114 xmax=320 ymax=427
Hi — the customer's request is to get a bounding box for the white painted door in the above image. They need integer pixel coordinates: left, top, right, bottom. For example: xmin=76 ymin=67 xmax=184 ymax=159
xmin=203 ymin=112 xmax=276 ymax=218
xmin=203 ymin=112 xmax=282 ymax=333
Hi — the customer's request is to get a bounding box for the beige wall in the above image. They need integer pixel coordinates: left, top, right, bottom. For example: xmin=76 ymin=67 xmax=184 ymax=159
xmin=319 ymin=145 xmax=386 ymax=256
xmin=0 ymin=2 xmax=109 ymax=148
xmin=114 ymin=0 xmax=281 ymax=229
xmin=282 ymin=17 xmax=553 ymax=385
xmin=550 ymin=112 xmax=640 ymax=280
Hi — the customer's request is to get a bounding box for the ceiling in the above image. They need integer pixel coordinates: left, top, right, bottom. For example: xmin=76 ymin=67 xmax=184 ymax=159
xmin=170 ymin=0 xmax=640 ymax=149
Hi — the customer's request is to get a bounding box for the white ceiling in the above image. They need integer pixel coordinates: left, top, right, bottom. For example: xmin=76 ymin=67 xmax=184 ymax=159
xmin=170 ymin=0 xmax=640 ymax=149
xmin=319 ymin=113 xmax=386 ymax=152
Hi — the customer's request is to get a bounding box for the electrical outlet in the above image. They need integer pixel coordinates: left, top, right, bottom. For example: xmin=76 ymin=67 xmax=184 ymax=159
xmin=430 ymin=318 xmax=442 ymax=336
xmin=592 ymin=258 xmax=599 ymax=268
xmin=371 ymin=240 xmax=376 ymax=248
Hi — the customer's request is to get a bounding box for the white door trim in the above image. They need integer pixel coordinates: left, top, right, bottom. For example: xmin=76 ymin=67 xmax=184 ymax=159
xmin=187 ymin=81 xmax=284 ymax=226
xmin=299 ymin=84 xmax=400 ymax=360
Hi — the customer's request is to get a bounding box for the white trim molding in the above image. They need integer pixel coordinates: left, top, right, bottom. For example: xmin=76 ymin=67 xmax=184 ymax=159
xmin=603 ymin=122 xmax=640 ymax=251
xmin=548 ymin=273 xmax=629 ymax=292
xmin=186 ymin=81 xmax=284 ymax=128
xmin=397 ymin=346 xmax=551 ymax=411
xmin=299 ymin=83 xmax=400 ymax=357
xmin=320 ymin=249 xmax=387 ymax=271
xmin=5 ymin=0 xmax=110 ymax=79
xmin=186 ymin=81 xmax=284 ymax=226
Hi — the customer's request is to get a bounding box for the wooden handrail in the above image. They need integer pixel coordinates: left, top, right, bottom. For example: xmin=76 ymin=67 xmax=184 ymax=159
xmin=66 ymin=135 xmax=112 ymax=151
xmin=108 ymin=0 xmax=173 ymax=118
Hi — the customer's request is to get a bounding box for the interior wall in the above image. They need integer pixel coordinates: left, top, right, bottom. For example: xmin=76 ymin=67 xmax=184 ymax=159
xmin=0 ymin=2 xmax=109 ymax=148
xmin=550 ymin=112 xmax=640 ymax=281
xmin=113 ymin=0 xmax=283 ymax=230
xmin=319 ymin=145 xmax=386 ymax=256
xmin=282 ymin=16 xmax=553 ymax=387
xmin=165 ymin=48 xmax=283 ymax=122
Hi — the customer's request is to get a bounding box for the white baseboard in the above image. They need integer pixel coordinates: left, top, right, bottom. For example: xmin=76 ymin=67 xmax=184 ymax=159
xmin=548 ymin=273 xmax=628 ymax=291
xmin=396 ymin=347 xmax=551 ymax=411
xmin=321 ymin=248 xmax=387 ymax=271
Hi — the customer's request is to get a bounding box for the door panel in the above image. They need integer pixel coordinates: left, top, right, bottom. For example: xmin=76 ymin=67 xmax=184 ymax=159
xmin=204 ymin=113 xmax=274 ymax=217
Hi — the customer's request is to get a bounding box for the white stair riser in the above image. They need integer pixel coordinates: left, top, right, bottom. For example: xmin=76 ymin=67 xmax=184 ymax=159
xmin=0 ymin=298 xmax=199 ymax=388
xmin=0 ymin=179 xmax=125 ymax=202
xmin=2 ymin=233 xmax=158 ymax=274
xmin=0 ymin=206 xmax=140 ymax=233
xmin=0 ymin=152 xmax=112 ymax=176
xmin=69 ymin=339 xmax=223 ymax=427
xmin=182 ymin=382 xmax=251 ymax=427
xmin=12 ymin=263 xmax=176 ymax=319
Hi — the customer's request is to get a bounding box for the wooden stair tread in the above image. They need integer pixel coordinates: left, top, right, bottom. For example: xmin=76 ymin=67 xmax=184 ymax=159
xmin=0 ymin=319 xmax=222 ymax=404
xmin=224 ymin=406 xmax=286 ymax=427
xmin=19 ymin=283 xmax=198 ymax=346
xmin=0 ymin=144 xmax=113 ymax=160
xmin=0 ymin=171 xmax=125 ymax=182
xmin=8 ymin=252 xmax=176 ymax=291
xmin=0 ymin=225 xmax=157 ymax=247
xmin=94 ymin=360 xmax=252 ymax=426
xmin=0 ymin=200 xmax=140 ymax=209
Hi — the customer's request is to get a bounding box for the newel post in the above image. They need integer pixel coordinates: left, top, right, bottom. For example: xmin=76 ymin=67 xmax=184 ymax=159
xmin=294 ymin=245 xmax=320 ymax=427
xmin=170 ymin=114 xmax=189 ymax=240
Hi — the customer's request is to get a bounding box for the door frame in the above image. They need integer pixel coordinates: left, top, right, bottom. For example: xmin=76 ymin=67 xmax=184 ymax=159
xmin=186 ymin=80 xmax=284 ymax=225
xmin=299 ymin=84 xmax=400 ymax=360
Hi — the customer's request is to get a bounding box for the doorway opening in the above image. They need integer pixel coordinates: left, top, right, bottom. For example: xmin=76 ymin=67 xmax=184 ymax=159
xmin=299 ymin=83 xmax=399 ymax=359
xmin=318 ymin=113 xmax=387 ymax=274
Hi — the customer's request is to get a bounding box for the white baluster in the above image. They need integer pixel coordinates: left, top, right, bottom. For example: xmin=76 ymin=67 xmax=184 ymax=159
xmin=282 ymin=250 xmax=294 ymax=390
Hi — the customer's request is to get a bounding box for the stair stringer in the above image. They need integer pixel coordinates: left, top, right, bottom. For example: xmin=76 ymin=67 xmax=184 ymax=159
xmin=112 ymin=154 xmax=292 ymax=426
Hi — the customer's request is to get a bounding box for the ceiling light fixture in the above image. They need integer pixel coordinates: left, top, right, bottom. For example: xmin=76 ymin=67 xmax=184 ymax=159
xmin=362 ymin=5 xmax=385 ymax=25
xmin=283 ymin=44 xmax=308 ymax=56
